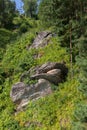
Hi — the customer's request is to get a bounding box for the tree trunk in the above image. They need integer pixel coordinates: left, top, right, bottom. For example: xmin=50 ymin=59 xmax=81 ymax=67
xmin=70 ymin=25 xmax=73 ymax=78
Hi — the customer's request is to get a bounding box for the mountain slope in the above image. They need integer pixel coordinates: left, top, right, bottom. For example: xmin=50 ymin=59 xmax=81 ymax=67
xmin=0 ymin=30 xmax=83 ymax=130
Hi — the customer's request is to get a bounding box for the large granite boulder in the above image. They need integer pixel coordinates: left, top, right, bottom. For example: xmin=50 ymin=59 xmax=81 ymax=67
xmin=10 ymin=82 xmax=28 ymax=103
xmin=36 ymin=62 xmax=68 ymax=78
xmin=10 ymin=80 xmax=52 ymax=110
xmin=29 ymin=31 xmax=53 ymax=49
xmin=20 ymin=62 xmax=68 ymax=83
xmin=10 ymin=62 xmax=68 ymax=110
xmin=31 ymin=69 xmax=62 ymax=85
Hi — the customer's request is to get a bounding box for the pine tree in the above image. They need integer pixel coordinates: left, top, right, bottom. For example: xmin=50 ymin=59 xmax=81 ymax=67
xmin=39 ymin=0 xmax=87 ymax=128
xmin=22 ymin=0 xmax=38 ymax=18
xmin=38 ymin=0 xmax=87 ymax=77
xmin=38 ymin=0 xmax=53 ymax=27
xmin=0 ymin=0 xmax=17 ymax=29
xmin=73 ymin=1 xmax=87 ymax=129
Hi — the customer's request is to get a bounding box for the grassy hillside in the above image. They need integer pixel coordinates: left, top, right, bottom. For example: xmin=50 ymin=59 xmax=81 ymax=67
xmin=15 ymin=78 xmax=82 ymax=130
xmin=0 ymin=29 xmax=83 ymax=130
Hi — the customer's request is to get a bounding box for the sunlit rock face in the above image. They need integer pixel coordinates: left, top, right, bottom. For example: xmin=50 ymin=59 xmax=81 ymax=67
xmin=10 ymin=80 xmax=52 ymax=110
xmin=10 ymin=62 xmax=68 ymax=110
xmin=29 ymin=31 xmax=53 ymax=49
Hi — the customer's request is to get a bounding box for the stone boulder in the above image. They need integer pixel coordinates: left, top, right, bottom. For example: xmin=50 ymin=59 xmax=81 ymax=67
xmin=10 ymin=82 xmax=32 ymax=106
xmin=31 ymin=69 xmax=62 ymax=85
xmin=10 ymin=80 xmax=52 ymax=110
xmin=29 ymin=31 xmax=53 ymax=49
xmin=36 ymin=62 xmax=68 ymax=78
xmin=11 ymin=62 xmax=68 ymax=110
xmin=20 ymin=62 xmax=68 ymax=83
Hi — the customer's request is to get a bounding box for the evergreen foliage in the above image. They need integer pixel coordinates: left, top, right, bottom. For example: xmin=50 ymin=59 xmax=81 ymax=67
xmin=0 ymin=0 xmax=18 ymax=29
xmin=0 ymin=28 xmax=13 ymax=48
xmin=22 ymin=0 xmax=38 ymax=18
xmin=39 ymin=0 xmax=87 ymax=63
xmin=73 ymin=4 xmax=87 ymax=128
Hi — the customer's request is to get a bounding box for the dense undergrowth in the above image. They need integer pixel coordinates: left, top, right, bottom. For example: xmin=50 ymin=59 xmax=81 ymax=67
xmin=0 ymin=26 xmax=84 ymax=130
xmin=15 ymin=78 xmax=82 ymax=130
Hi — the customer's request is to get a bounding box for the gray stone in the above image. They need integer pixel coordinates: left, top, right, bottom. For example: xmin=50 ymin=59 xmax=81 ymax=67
xmin=10 ymin=82 xmax=27 ymax=103
xmin=10 ymin=80 xmax=52 ymax=110
xmin=31 ymin=69 xmax=62 ymax=85
xmin=20 ymin=62 xmax=68 ymax=82
xmin=36 ymin=62 xmax=68 ymax=76
xmin=29 ymin=31 xmax=53 ymax=49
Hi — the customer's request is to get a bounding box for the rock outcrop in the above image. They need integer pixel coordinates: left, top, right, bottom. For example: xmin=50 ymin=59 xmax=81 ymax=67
xmin=32 ymin=62 xmax=68 ymax=81
xmin=20 ymin=62 xmax=68 ymax=84
xmin=10 ymin=30 xmax=68 ymax=110
xmin=10 ymin=62 xmax=68 ymax=110
xmin=29 ymin=31 xmax=53 ymax=49
xmin=31 ymin=69 xmax=62 ymax=85
xmin=10 ymin=80 xmax=52 ymax=110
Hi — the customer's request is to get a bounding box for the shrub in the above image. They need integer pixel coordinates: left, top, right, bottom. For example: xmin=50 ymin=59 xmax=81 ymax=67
xmin=19 ymin=23 xmax=28 ymax=33
xmin=0 ymin=28 xmax=12 ymax=48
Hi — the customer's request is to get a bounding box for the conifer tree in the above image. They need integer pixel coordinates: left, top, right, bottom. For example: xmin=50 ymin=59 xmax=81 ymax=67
xmin=22 ymin=0 xmax=37 ymax=18
xmin=39 ymin=0 xmax=87 ymax=76
xmin=73 ymin=1 xmax=87 ymax=129
xmin=39 ymin=1 xmax=87 ymax=127
xmin=0 ymin=0 xmax=17 ymax=29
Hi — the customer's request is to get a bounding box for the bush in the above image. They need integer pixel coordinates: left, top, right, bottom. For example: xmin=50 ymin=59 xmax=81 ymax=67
xmin=74 ymin=104 xmax=87 ymax=122
xmin=0 ymin=28 xmax=12 ymax=48
xmin=72 ymin=103 xmax=87 ymax=130
xmin=19 ymin=23 xmax=28 ymax=33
